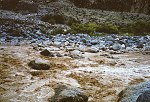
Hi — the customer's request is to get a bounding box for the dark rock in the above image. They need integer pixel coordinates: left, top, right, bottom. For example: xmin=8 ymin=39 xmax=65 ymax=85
xmin=118 ymin=81 xmax=150 ymax=102
xmin=142 ymin=51 xmax=150 ymax=55
xmin=86 ymin=46 xmax=99 ymax=53
xmin=40 ymin=49 xmax=55 ymax=57
xmin=90 ymin=40 xmax=98 ymax=45
xmin=137 ymin=43 xmax=144 ymax=48
xmin=28 ymin=58 xmax=50 ymax=70
xmin=136 ymin=90 xmax=150 ymax=102
xmin=55 ymin=52 xmax=63 ymax=57
xmin=49 ymin=85 xmax=88 ymax=102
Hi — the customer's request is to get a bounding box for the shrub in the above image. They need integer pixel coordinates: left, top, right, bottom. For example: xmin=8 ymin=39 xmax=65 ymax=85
xmin=119 ymin=21 xmax=150 ymax=36
xmin=41 ymin=14 xmax=65 ymax=24
xmin=96 ymin=24 xmax=119 ymax=34
xmin=67 ymin=17 xmax=81 ymax=26
xmin=50 ymin=27 xmax=65 ymax=35
xmin=69 ymin=23 xmax=120 ymax=35
xmin=70 ymin=22 xmax=98 ymax=35
xmin=132 ymin=21 xmax=150 ymax=34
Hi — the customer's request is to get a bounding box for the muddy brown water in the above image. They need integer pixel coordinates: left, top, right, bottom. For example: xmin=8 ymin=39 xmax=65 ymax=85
xmin=0 ymin=45 xmax=150 ymax=102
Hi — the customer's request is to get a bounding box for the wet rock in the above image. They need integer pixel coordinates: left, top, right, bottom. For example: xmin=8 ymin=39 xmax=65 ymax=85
xmin=136 ymin=43 xmax=144 ymax=49
xmin=90 ymin=40 xmax=98 ymax=45
xmin=107 ymin=61 xmax=117 ymax=66
xmin=70 ymin=50 xmax=83 ymax=59
xmin=142 ymin=51 xmax=150 ymax=55
xmin=144 ymin=42 xmax=150 ymax=51
xmin=136 ymin=90 xmax=150 ymax=102
xmin=65 ymin=46 xmax=75 ymax=51
xmin=40 ymin=49 xmax=55 ymax=57
xmin=118 ymin=81 xmax=150 ymax=102
xmin=112 ymin=43 xmax=122 ymax=51
xmin=55 ymin=52 xmax=63 ymax=57
xmin=78 ymin=45 xmax=86 ymax=52
xmin=53 ymin=41 xmax=62 ymax=47
xmin=49 ymin=85 xmax=88 ymax=102
xmin=28 ymin=58 xmax=50 ymax=70
xmin=86 ymin=46 xmax=99 ymax=53
xmin=109 ymin=50 xmax=124 ymax=54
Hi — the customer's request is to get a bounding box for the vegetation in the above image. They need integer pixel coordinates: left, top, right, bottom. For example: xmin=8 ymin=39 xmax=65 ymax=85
xmin=69 ymin=22 xmax=98 ymax=35
xmin=50 ymin=27 xmax=65 ymax=35
xmin=96 ymin=24 xmax=119 ymax=34
xmin=119 ymin=21 xmax=150 ymax=36
xmin=41 ymin=14 xmax=65 ymax=24
xmin=68 ymin=21 xmax=150 ymax=36
xmin=41 ymin=17 xmax=150 ymax=36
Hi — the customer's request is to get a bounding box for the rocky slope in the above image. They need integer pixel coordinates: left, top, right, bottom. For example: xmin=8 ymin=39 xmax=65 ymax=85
xmin=69 ymin=0 xmax=150 ymax=14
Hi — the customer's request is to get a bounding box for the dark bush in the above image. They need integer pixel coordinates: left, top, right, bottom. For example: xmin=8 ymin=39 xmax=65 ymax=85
xmin=50 ymin=28 xmax=65 ymax=35
xmin=119 ymin=21 xmax=150 ymax=36
xmin=16 ymin=2 xmax=38 ymax=13
xmin=70 ymin=23 xmax=98 ymax=35
xmin=41 ymin=14 xmax=65 ymax=24
xmin=96 ymin=24 xmax=119 ymax=34
xmin=1 ymin=0 xmax=20 ymax=10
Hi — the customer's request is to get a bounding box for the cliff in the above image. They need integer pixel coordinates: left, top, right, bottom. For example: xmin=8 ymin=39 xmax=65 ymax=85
xmin=69 ymin=0 xmax=150 ymax=14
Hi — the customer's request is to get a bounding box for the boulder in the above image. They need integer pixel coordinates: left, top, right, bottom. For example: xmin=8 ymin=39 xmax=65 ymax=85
xmin=40 ymin=49 xmax=55 ymax=57
xmin=49 ymin=85 xmax=88 ymax=102
xmin=112 ymin=43 xmax=122 ymax=51
xmin=70 ymin=50 xmax=83 ymax=59
xmin=118 ymin=81 xmax=150 ymax=102
xmin=136 ymin=90 xmax=150 ymax=102
xmin=85 ymin=46 xmax=99 ymax=53
xmin=55 ymin=52 xmax=63 ymax=57
xmin=28 ymin=58 xmax=50 ymax=70
xmin=78 ymin=45 xmax=86 ymax=52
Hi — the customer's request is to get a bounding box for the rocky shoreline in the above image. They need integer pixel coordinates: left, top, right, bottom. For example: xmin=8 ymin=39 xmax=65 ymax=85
xmin=1 ymin=30 xmax=150 ymax=52
xmin=0 ymin=0 xmax=150 ymax=102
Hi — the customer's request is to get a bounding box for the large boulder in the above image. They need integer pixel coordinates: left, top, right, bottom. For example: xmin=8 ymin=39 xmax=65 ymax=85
xmin=28 ymin=58 xmax=50 ymax=70
xmin=112 ymin=43 xmax=122 ymax=51
xmin=118 ymin=81 xmax=150 ymax=102
xmin=136 ymin=90 xmax=150 ymax=102
xmin=49 ymin=85 xmax=88 ymax=102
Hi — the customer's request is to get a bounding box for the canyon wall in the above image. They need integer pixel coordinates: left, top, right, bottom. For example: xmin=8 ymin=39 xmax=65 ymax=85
xmin=69 ymin=0 xmax=150 ymax=14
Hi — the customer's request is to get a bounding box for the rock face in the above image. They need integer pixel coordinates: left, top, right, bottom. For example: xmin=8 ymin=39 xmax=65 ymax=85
xmin=0 ymin=0 xmax=20 ymax=10
xmin=118 ymin=81 xmax=150 ymax=102
xmin=28 ymin=58 xmax=50 ymax=70
xmin=136 ymin=90 xmax=150 ymax=102
xmin=0 ymin=0 xmax=38 ymax=12
xmin=69 ymin=0 xmax=150 ymax=14
xmin=49 ymin=85 xmax=88 ymax=102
